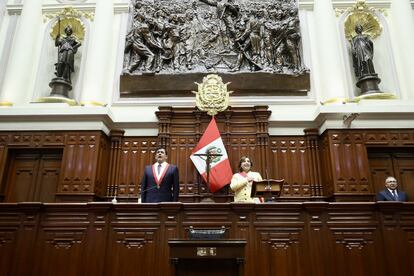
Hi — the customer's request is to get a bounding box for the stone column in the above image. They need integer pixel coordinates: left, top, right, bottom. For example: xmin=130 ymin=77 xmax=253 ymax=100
xmin=80 ymin=0 xmax=114 ymax=106
xmin=313 ymin=0 xmax=349 ymax=104
xmin=0 ymin=0 xmax=42 ymax=106
xmin=390 ymin=0 xmax=414 ymax=100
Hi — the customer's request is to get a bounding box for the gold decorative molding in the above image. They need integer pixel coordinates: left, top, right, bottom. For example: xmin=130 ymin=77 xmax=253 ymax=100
xmin=80 ymin=101 xmax=107 ymax=107
xmin=192 ymin=74 xmax=232 ymax=116
xmin=0 ymin=101 xmax=13 ymax=107
xmin=50 ymin=16 xmax=85 ymax=42
xmin=34 ymin=96 xmax=78 ymax=106
xmin=43 ymin=5 xmax=95 ymax=23
xmin=353 ymin=92 xmax=397 ymax=102
xmin=335 ymin=0 xmax=388 ymax=17
xmin=320 ymin=97 xmax=351 ymax=105
xmin=343 ymin=1 xmax=382 ymax=40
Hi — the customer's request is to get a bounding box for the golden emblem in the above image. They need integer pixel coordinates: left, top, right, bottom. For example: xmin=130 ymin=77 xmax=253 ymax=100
xmin=192 ymin=74 xmax=232 ymax=116
xmin=343 ymin=1 xmax=382 ymax=41
xmin=49 ymin=7 xmax=88 ymax=42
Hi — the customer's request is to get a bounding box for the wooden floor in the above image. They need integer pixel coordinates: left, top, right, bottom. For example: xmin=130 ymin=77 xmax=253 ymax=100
xmin=0 ymin=202 xmax=413 ymax=276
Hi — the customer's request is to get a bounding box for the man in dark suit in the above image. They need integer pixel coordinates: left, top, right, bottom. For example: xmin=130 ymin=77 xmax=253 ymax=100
xmin=377 ymin=176 xmax=407 ymax=201
xmin=140 ymin=147 xmax=179 ymax=203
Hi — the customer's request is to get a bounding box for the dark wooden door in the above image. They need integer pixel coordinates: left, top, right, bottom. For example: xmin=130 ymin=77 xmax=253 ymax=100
xmin=368 ymin=149 xmax=414 ymax=200
xmin=5 ymin=150 xmax=62 ymax=202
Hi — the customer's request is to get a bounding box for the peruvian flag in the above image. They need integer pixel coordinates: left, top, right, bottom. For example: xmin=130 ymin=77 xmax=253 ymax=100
xmin=190 ymin=117 xmax=233 ymax=193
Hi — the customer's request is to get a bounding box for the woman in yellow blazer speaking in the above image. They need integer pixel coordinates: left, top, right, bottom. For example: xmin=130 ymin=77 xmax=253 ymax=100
xmin=230 ymin=156 xmax=263 ymax=203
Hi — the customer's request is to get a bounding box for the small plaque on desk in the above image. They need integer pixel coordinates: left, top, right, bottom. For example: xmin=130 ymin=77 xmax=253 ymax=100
xmin=189 ymin=226 xmax=226 ymax=240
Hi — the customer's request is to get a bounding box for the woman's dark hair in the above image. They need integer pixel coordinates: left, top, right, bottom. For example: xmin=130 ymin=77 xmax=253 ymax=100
xmin=238 ymin=155 xmax=252 ymax=172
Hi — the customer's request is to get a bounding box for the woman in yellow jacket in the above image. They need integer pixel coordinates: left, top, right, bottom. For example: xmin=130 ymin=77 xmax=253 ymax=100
xmin=230 ymin=156 xmax=263 ymax=203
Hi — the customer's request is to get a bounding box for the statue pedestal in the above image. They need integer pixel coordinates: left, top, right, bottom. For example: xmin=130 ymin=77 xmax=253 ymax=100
xmin=356 ymin=74 xmax=381 ymax=96
xmin=49 ymin=78 xmax=72 ymax=98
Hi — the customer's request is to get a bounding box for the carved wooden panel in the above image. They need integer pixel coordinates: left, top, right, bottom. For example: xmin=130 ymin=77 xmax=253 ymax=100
xmin=117 ymin=137 xmax=158 ymax=199
xmin=0 ymin=203 xmax=414 ymax=276
xmin=59 ymin=134 xmax=99 ymax=193
xmin=94 ymin=135 xmax=110 ymax=197
xmin=106 ymin=206 xmax=163 ymax=276
xmin=329 ymin=133 xmax=370 ymax=195
xmin=0 ymin=210 xmax=20 ymax=276
xmin=3 ymin=151 xmax=61 ymax=202
xmin=253 ymin=205 xmax=308 ymax=276
xmin=0 ymin=131 xmax=109 ymax=202
xmin=269 ymin=137 xmax=311 ymax=198
xmin=320 ymin=129 xmax=414 ymax=201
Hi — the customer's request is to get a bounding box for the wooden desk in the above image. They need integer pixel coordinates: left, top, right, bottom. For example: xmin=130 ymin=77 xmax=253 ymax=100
xmin=169 ymin=240 xmax=246 ymax=276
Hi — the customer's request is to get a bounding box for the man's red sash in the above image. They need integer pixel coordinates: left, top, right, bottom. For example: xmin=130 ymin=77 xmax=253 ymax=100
xmin=152 ymin=163 xmax=170 ymax=187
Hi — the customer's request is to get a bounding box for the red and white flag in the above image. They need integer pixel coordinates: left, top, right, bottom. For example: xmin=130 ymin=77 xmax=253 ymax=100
xmin=190 ymin=117 xmax=233 ymax=193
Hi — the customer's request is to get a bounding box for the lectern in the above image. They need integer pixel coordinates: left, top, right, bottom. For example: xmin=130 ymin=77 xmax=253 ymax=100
xmin=251 ymin=179 xmax=284 ymax=202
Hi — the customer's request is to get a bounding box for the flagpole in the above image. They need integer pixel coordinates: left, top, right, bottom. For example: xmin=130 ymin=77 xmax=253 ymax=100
xmin=192 ymin=151 xmax=222 ymax=191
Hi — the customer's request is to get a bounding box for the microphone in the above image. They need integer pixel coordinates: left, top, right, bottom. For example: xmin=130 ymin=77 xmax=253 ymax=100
xmin=139 ymin=185 xmax=160 ymax=203
xmin=141 ymin=185 xmax=159 ymax=194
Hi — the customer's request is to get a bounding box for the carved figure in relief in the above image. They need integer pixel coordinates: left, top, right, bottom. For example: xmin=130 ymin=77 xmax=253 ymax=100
xmin=199 ymin=0 xmax=239 ymax=39
xmin=123 ymin=0 xmax=305 ymax=74
xmin=124 ymin=23 xmax=163 ymax=72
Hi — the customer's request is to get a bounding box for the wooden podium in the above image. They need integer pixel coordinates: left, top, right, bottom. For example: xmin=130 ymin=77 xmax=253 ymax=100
xmin=251 ymin=179 xmax=284 ymax=202
xmin=169 ymin=240 xmax=246 ymax=276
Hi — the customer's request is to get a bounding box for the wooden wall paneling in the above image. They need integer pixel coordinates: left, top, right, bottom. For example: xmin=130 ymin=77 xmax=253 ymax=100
xmin=181 ymin=204 xmax=233 ymax=236
xmin=105 ymin=205 xmax=163 ymax=276
xmin=304 ymin=202 xmax=335 ymax=276
xmin=253 ymin=106 xmax=271 ymax=177
xmin=159 ymin=203 xmax=181 ymax=274
xmin=319 ymin=134 xmax=334 ymax=198
xmin=4 ymin=153 xmax=39 ymax=202
xmin=156 ymin=106 xmax=173 ymax=148
xmin=169 ymin=136 xmax=198 ymax=201
xmin=229 ymin=135 xmax=257 ymax=173
xmin=83 ymin=203 xmax=111 ymax=275
xmin=399 ymin=207 xmax=414 ymax=275
xmin=106 ymin=129 xmax=125 ymax=198
xmin=0 ymin=204 xmax=21 ymax=275
xmin=8 ymin=203 xmax=42 ymax=276
xmin=117 ymin=137 xmax=157 ymax=200
xmin=33 ymin=204 xmax=90 ymax=276
xmin=393 ymin=153 xmax=414 ymax=201
xmin=326 ymin=203 xmax=386 ymax=276
xmin=57 ymin=132 xmax=103 ymax=201
xmin=3 ymin=149 xmax=61 ymax=202
xmin=232 ymin=204 xmax=254 ymax=276
xmin=0 ymin=143 xmax=8 ymax=200
xmin=34 ymin=152 xmax=61 ymax=202
xmin=378 ymin=203 xmax=414 ymax=276
xmin=252 ymin=204 xmax=310 ymax=276
xmin=367 ymin=151 xmax=394 ymax=196
xmin=1 ymin=203 xmax=414 ymax=275
xmin=304 ymin=129 xmax=323 ymax=198
xmin=93 ymin=134 xmax=110 ymax=198
xmin=327 ymin=132 xmax=372 ymax=201
xmin=269 ymin=137 xmax=311 ymax=199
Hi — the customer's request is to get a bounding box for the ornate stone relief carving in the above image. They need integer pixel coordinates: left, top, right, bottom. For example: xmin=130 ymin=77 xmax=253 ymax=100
xmin=123 ymin=0 xmax=306 ymax=75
